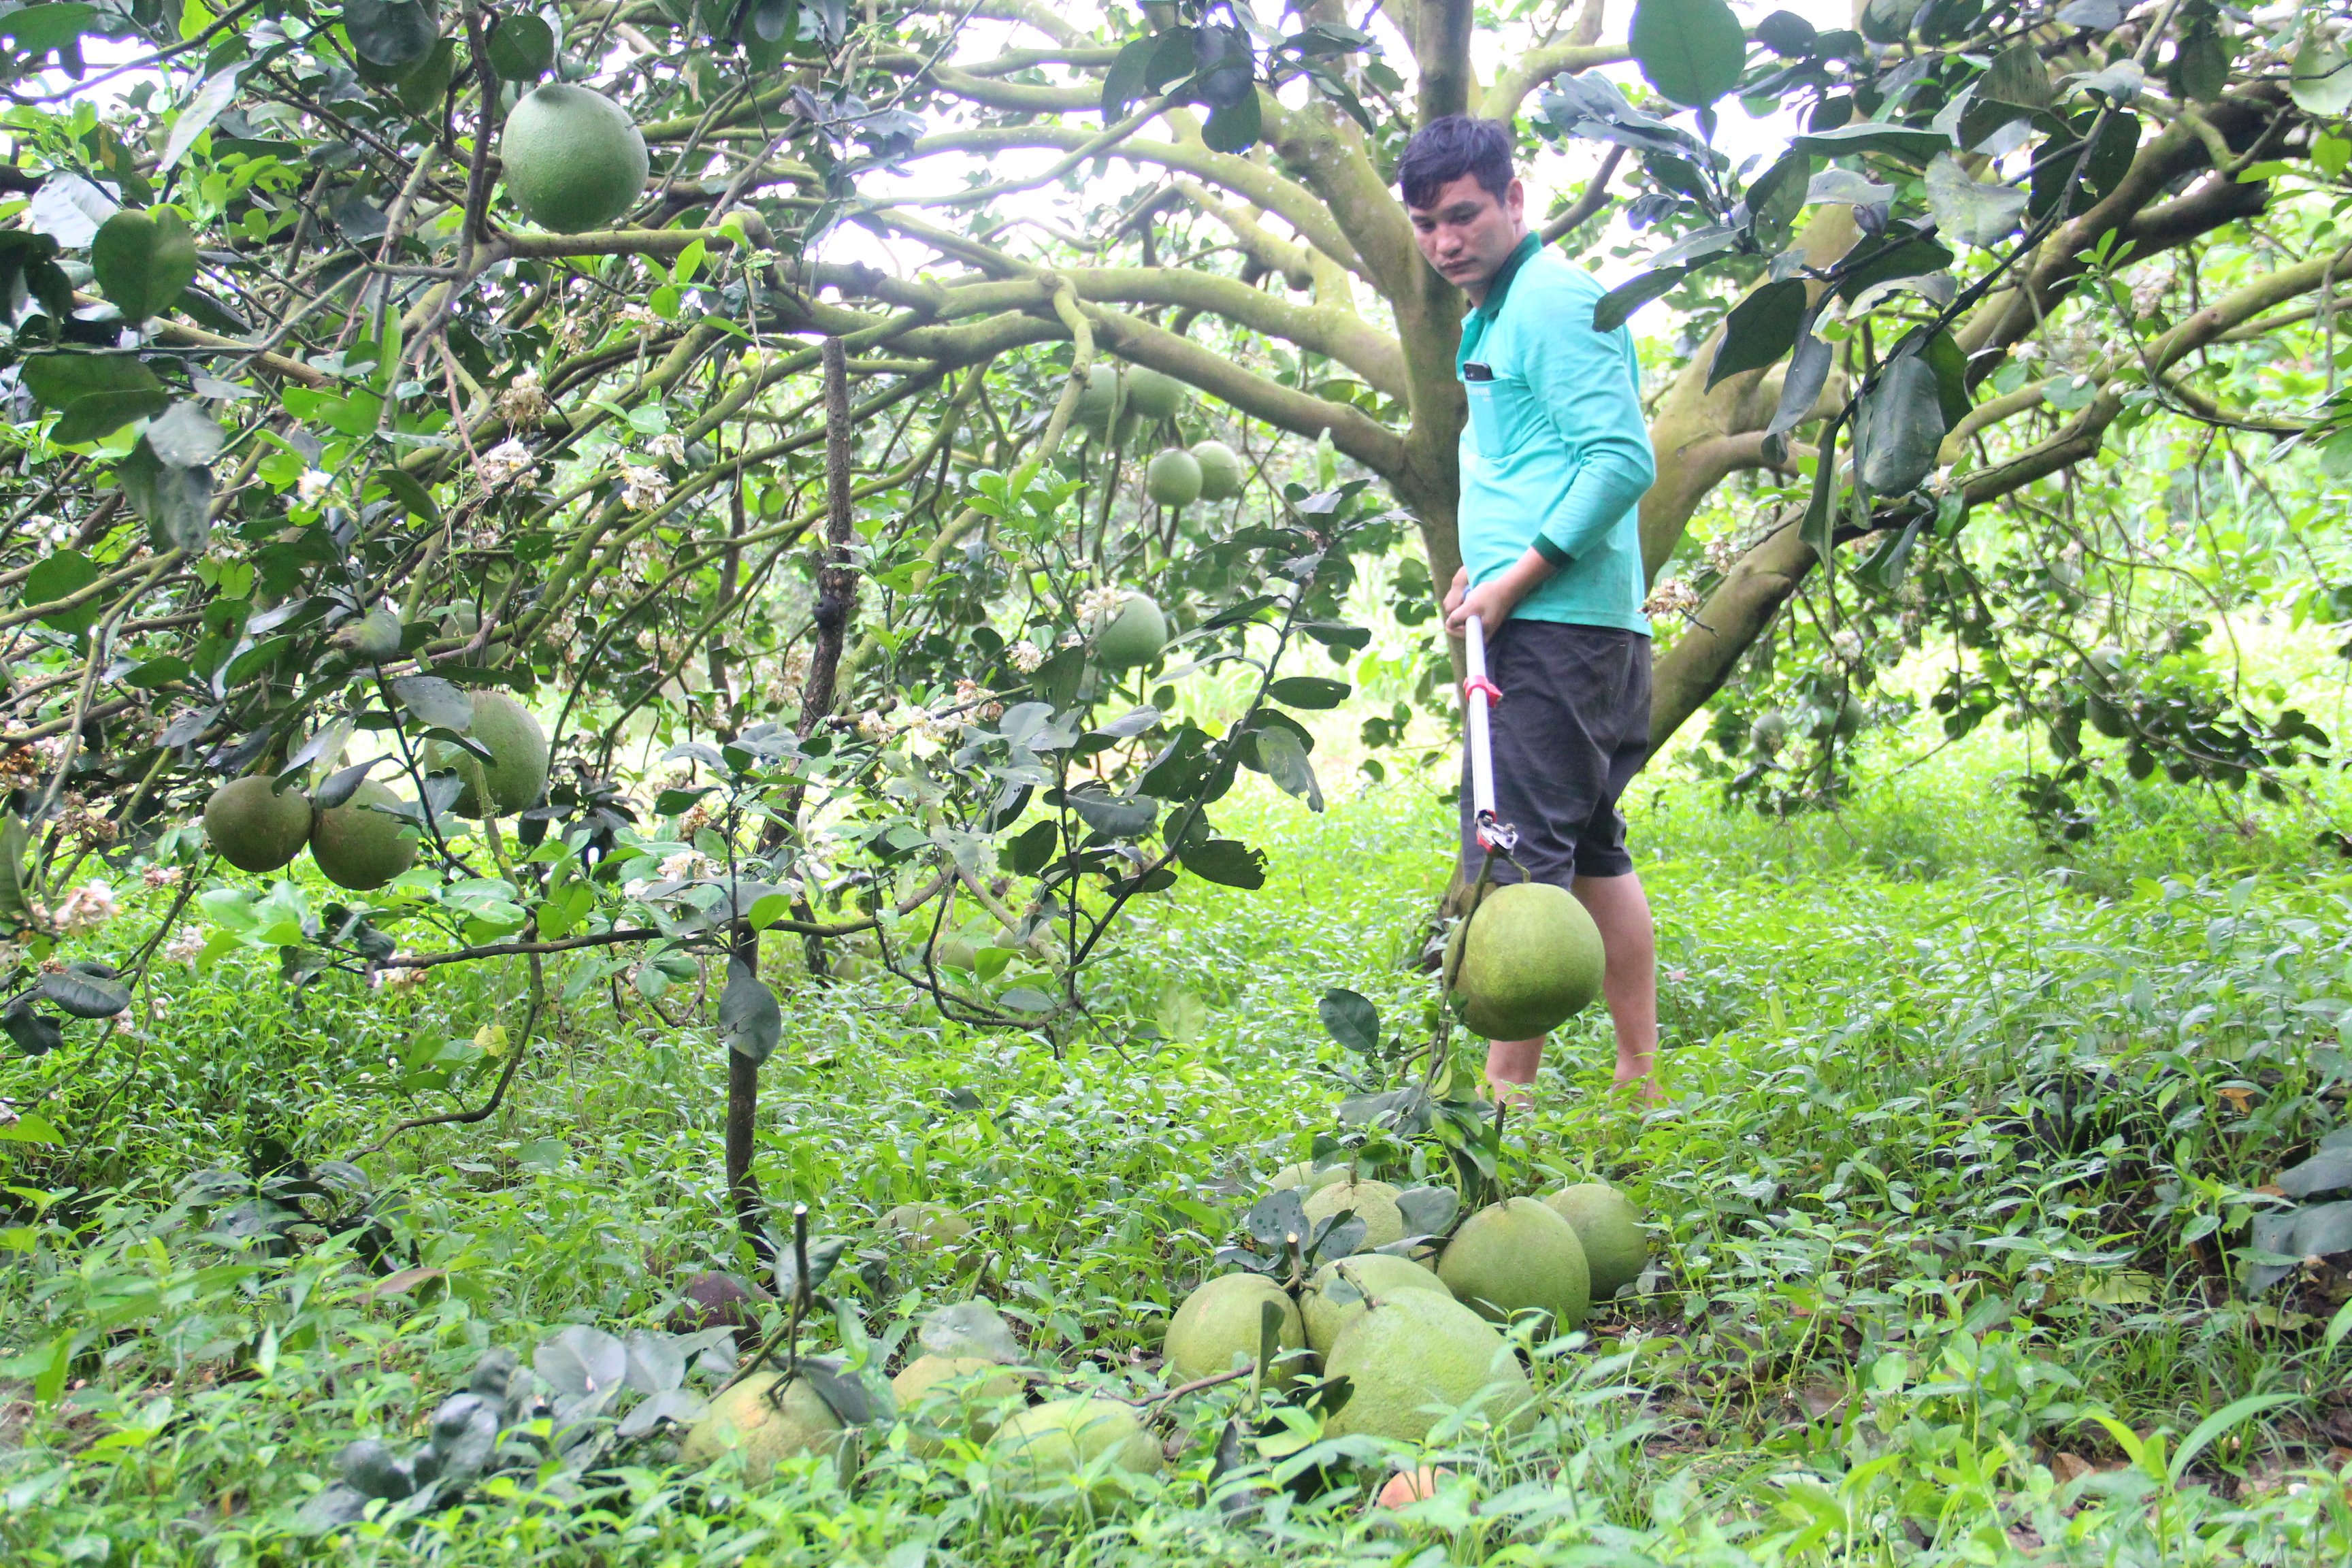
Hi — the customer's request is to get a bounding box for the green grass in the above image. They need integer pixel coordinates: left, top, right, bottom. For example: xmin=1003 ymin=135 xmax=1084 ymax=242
xmin=7 ymin=742 xmax=2352 ymax=1565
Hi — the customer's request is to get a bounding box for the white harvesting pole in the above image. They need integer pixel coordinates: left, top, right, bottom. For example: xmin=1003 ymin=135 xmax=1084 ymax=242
xmin=1463 ymin=615 xmax=1505 ymax=849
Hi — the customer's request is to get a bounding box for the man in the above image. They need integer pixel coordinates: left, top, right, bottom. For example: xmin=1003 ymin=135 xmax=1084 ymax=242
xmin=1399 ymin=115 xmax=1661 ymax=1101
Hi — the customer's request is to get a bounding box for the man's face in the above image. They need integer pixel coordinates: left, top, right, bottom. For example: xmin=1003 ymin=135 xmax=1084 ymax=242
xmin=1407 ymin=172 xmax=1526 ymax=295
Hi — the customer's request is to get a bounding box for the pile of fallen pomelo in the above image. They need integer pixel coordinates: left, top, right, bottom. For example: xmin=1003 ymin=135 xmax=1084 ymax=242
xmin=677 ymin=1172 xmax=1647 ymax=1500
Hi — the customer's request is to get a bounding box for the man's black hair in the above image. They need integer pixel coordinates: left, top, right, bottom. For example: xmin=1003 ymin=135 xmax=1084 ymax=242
xmin=1396 ymin=115 xmax=1516 ymax=209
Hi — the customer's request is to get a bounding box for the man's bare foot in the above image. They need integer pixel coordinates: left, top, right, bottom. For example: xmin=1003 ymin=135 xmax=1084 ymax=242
xmin=1614 ymin=1053 xmax=1662 ymax=1103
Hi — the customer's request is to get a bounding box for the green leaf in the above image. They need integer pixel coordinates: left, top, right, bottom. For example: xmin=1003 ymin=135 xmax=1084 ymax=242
xmin=91 ymin=209 xmax=199 ymax=323
xmin=485 ymin=13 xmax=554 ymax=79
xmin=22 ymin=549 xmax=99 ymax=634
xmin=1591 ymin=265 xmax=1688 ymax=332
xmin=55 ymin=390 xmax=172 ymax=445
xmin=1002 ymin=819 xmax=1058 ymax=875
xmin=1102 ymin=35 xmax=1156 ymax=120
xmin=343 ymin=0 xmax=441 ymax=70
xmin=36 ymin=968 xmax=131 ymax=1019
xmin=1799 ymin=416 xmax=1842 ymax=562
xmin=1629 ymin=0 xmax=1747 ymax=110
xmin=1245 ymin=723 xmax=1322 ymax=811
xmin=1853 ymin=355 xmax=1947 ymax=496
xmin=0 ymin=816 xmax=29 ymax=924
xmin=3 ymin=1001 xmax=64 ymax=1058
xmin=1318 ymin=987 xmax=1379 ymax=1054
xmin=1201 ymin=88 xmax=1262 ymax=153
xmin=719 ymin=958 xmax=782 ymax=1063
xmin=389 ymin=674 xmax=474 ymax=730
xmin=1707 ymin=278 xmax=1807 ymax=389
xmin=2172 ymin=24 xmax=2231 ymax=105
xmin=2168 ymin=1390 xmax=2300 ymax=1482
xmin=1791 ymin=122 xmax=1952 ymax=163
xmin=1181 ymin=837 xmax=1266 ymax=888
xmin=1980 ymin=40 xmax=2056 ymax=110
xmin=2293 ymin=35 xmax=2352 ymax=118
xmin=1924 ymin=154 xmax=2027 ymax=249
xmin=370 ymin=466 xmax=441 ymax=525
xmin=22 ymin=351 xmax=165 ymax=414
xmin=116 ymin=435 xmax=214 ymax=553
xmin=395 ymin=36 xmax=457 ymax=116
xmin=3 ymin=4 xmax=97 ymax=55
xmin=1267 ymin=675 xmax=1349 ymax=709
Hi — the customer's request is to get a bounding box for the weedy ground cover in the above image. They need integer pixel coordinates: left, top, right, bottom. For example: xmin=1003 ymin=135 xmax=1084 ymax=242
xmin=6 ymin=739 xmax=2352 ymax=1567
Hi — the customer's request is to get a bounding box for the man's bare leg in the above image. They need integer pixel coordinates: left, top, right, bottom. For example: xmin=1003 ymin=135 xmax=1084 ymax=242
xmin=1481 ymin=871 xmax=1661 ymax=1102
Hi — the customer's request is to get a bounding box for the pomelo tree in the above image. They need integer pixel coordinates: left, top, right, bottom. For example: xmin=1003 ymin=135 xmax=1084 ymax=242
xmin=3 ymin=0 xmax=2349 ymax=1244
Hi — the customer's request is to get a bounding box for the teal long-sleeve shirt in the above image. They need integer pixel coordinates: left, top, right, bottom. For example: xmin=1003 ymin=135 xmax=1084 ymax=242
xmin=1456 ymin=234 xmax=1656 ymax=635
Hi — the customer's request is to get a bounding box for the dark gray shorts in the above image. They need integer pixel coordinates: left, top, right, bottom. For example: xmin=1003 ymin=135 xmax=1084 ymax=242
xmin=1458 ymin=620 xmax=1652 ymax=887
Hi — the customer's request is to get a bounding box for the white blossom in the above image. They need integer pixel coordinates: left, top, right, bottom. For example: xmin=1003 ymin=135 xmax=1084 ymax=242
xmin=163 ymin=927 xmax=206 ymax=964
xmin=1008 ymin=640 xmax=1045 ymax=673
xmin=297 ymin=469 xmax=333 ymax=504
xmin=1077 ymin=585 xmax=1127 ymax=630
xmin=1642 ymin=578 xmax=1702 ymax=620
xmin=619 ymin=463 xmax=668 ymax=511
xmin=657 ymin=849 xmax=720 ymax=882
xmin=478 ymin=438 xmax=539 ymax=489
xmin=497 ymin=370 xmax=550 ymax=425
xmin=51 ymin=881 xmax=121 ymax=934
xmin=647 ymin=431 xmax=687 ymax=465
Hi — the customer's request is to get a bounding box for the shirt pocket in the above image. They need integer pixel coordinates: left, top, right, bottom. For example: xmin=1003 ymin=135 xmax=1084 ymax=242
xmin=1465 ymin=373 xmax=1539 ymax=461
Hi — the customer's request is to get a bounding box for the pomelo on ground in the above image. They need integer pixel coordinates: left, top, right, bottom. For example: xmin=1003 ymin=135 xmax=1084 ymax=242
xmin=1144 ymin=448 xmax=1203 ymax=507
xmin=891 ymin=1354 xmax=1026 ymax=1455
xmin=1090 ymin=593 xmax=1166 ymax=668
xmin=679 ymin=1371 xmax=846 ymax=1482
xmin=1301 ymin=1177 xmax=1405 ymax=1250
xmin=1446 ymin=881 xmax=1605 ymax=1040
xmin=1303 ymin=1252 xmax=1451 ymax=1356
xmin=499 ymin=84 xmax=649 ymax=233
xmin=1190 ymin=440 xmax=1245 ymax=500
xmin=1267 ymin=1161 xmax=1343 ymax=1194
xmin=985 ymin=1395 xmax=1164 ymax=1498
xmin=203 ymin=776 xmax=313 ymax=872
xmin=1438 ymin=1197 xmax=1590 ymax=1332
xmin=882 ymin=1201 xmax=973 ymax=1251
xmin=308 ymin=779 xmax=418 ymax=890
xmin=429 ymin=691 xmax=549 ymax=817
xmin=1322 ymin=1290 xmax=1535 ymax=1443
xmin=1164 ymin=1273 xmax=1307 ymax=1386
xmin=1543 ymin=1183 xmax=1648 ymax=1303
xmin=1124 ymin=366 xmax=1187 ymax=421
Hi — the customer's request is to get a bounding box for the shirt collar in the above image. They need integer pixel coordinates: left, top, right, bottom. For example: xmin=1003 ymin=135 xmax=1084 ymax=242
xmin=1469 ymin=232 xmax=1542 ymax=327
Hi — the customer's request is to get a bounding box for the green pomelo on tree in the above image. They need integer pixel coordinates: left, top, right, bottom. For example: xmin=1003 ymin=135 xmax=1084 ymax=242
xmin=1446 ymin=881 xmax=1605 ymax=1039
xmin=1303 ymin=1252 xmax=1451 ymax=1356
xmin=428 ymin=691 xmax=549 ymax=817
xmin=498 ymin=83 xmax=649 ymax=233
xmin=883 ymin=1201 xmax=973 ymax=1250
xmin=1322 ymin=1288 xmax=1535 ymax=1444
xmin=891 ymin=1354 xmax=1026 ymax=1456
xmin=1074 ymin=363 xmax=1121 ymax=436
xmin=984 ymin=1396 xmax=1164 ymax=1496
xmin=308 ymin=779 xmax=419 ymax=891
xmin=1123 ymin=366 xmax=1187 ymax=421
xmin=1301 ymin=1177 xmax=1405 ymax=1250
xmin=1144 ymin=448 xmax=1203 ymax=507
xmin=1090 ymin=593 xmax=1166 ymax=668
xmin=1267 ymin=1161 xmax=1343 ymax=1194
xmin=1164 ymin=1273 xmax=1308 ymax=1386
xmin=679 ymin=1371 xmax=847 ymax=1482
xmin=203 ymin=776 xmax=312 ymax=873
xmin=1543 ymin=1183 xmax=1648 ymax=1303
xmin=1189 ymin=440 xmax=1245 ymax=500
xmin=1437 ymin=1196 xmax=1590 ymax=1331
